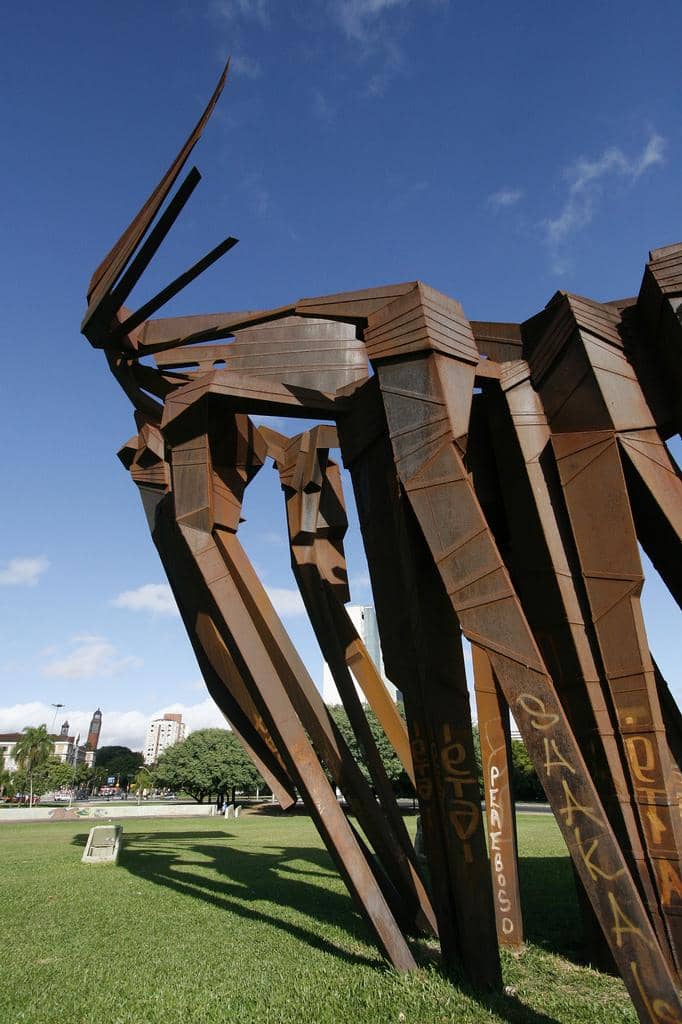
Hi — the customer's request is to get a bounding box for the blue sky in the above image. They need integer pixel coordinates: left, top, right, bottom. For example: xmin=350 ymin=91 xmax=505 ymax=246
xmin=0 ymin=0 xmax=680 ymax=749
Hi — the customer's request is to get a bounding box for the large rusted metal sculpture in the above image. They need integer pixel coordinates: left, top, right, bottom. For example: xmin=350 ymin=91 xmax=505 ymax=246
xmin=82 ymin=66 xmax=682 ymax=1022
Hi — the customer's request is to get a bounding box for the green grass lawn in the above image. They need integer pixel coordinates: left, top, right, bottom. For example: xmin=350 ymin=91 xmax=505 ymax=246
xmin=0 ymin=811 xmax=636 ymax=1024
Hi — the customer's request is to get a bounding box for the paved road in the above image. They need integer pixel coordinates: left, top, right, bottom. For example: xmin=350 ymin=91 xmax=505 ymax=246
xmin=395 ymin=798 xmax=551 ymax=815
xmin=514 ymin=802 xmax=551 ymax=815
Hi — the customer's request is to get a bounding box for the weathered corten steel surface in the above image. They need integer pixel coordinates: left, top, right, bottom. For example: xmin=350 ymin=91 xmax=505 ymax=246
xmin=473 ymin=645 xmax=523 ymax=948
xmin=82 ymin=66 xmax=682 ymax=1022
xmin=270 ymin=425 xmax=415 ymax=783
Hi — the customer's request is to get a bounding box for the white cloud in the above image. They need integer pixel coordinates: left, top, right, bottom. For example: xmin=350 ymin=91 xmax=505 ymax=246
xmin=0 ymin=702 xmax=72 ymax=734
xmin=350 ymin=571 xmax=371 ymax=592
xmin=633 ymin=133 xmax=666 ymax=177
xmin=112 ymin=583 xmax=179 ymax=618
xmin=212 ymin=0 xmax=272 ymax=27
xmin=155 ymin=699 xmax=227 ymax=736
xmin=211 ymin=0 xmax=446 ymax=98
xmin=230 ymin=53 xmax=263 ymax=79
xmin=0 ymin=697 xmax=226 ymax=751
xmin=333 ymin=0 xmax=448 ymax=96
xmin=0 ymin=556 xmax=49 ymax=587
xmin=266 ymin=586 xmax=306 ymax=618
xmin=336 ymin=0 xmax=410 ymax=42
xmin=97 ymin=708 xmax=149 ymax=749
xmin=488 ymin=188 xmax=523 ymax=209
xmin=43 ymin=636 xmax=143 ymax=680
xmin=544 ymin=133 xmax=665 ymax=265
xmin=312 ymin=89 xmax=336 ymax=124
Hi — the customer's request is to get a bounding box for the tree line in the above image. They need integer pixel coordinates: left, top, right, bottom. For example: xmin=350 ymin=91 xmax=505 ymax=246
xmin=2 ymin=714 xmax=545 ymax=806
xmin=329 ymin=703 xmax=544 ymax=802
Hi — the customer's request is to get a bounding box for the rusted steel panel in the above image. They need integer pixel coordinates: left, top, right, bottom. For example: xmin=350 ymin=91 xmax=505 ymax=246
xmin=469 ymin=321 xmax=522 ymax=362
xmin=295 ymin=282 xmax=418 ymax=322
xmin=269 ymin=427 xmax=415 ymax=785
xmin=473 ymin=645 xmax=523 ymax=948
xmin=489 ymin=361 xmax=668 ymax=942
xmin=551 ymin=428 xmax=682 ymax=970
xmin=637 ymin=244 xmax=682 ymax=434
xmin=214 ymin=526 xmax=427 ymax=938
xmin=527 ymin=293 xmax=682 ymax=972
xmin=366 ymin=298 xmax=682 ymax=1019
xmin=272 ymin=426 xmax=435 ymax=936
xmin=119 ymin=427 xmax=298 ymax=809
xmin=155 ymin=316 xmax=368 ymax=395
xmin=81 ymin=61 xmax=682 ymax=1018
xmin=619 ymin=430 xmax=682 ymax=609
xmin=165 ymin=417 xmax=416 ymax=969
xmin=162 ymin=371 xmax=344 ymax=428
xmin=339 ymin=380 xmax=502 ymax=991
xmin=165 ymin=400 xmax=434 ymax=940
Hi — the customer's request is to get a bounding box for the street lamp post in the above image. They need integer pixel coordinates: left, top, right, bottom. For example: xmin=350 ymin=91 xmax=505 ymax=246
xmin=68 ymin=733 xmax=80 ymax=809
xmin=49 ymin=703 xmax=64 ymax=733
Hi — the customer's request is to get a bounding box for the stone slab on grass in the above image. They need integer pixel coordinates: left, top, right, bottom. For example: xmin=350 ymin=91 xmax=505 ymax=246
xmin=81 ymin=824 xmax=122 ymax=865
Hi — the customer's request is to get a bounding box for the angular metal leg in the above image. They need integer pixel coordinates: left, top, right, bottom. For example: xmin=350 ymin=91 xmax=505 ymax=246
xmin=473 ymin=644 xmax=524 ymax=948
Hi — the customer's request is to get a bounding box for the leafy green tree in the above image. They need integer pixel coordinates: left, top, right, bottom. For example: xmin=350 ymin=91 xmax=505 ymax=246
xmin=132 ymin=767 xmax=154 ymax=802
xmin=327 ymin=703 xmax=413 ymax=797
xmin=471 ymin=723 xmax=482 ymax=790
xmin=13 ymin=758 xmax=58 ymax=802
xmin=94 ymin=746 xmax=144 ymax=788
xmin=14 ymin=725 xmax=53 ymax=806
xmin=155 ymin=729 xmax=263 ymax=804
xmin=0 ymin=766 xmax=15 ymax=798
xmin=510 ymin=739 xmax=545 ymax=801
xmin=47 ymin=760 xmax=76 ymax=792
xmin=91 ymin=767 xmax=108 ymax=790
xmin=73 ymin=763 xmax=94 ymax=790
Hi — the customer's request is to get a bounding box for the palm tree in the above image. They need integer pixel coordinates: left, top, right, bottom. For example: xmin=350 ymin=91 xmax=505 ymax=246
xmin=133 ymin=767 xmax=154 ymax=804
xmin=0 ymin=765 xmax=14 ymax=799
xmin=14 ymin=725 xmax=53 ymax=807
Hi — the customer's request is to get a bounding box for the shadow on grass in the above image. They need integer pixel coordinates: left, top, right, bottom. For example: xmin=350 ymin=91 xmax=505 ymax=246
xmin=73 ymin=829 xmax=378 ymax=969
xmin=518 ymin=854 xmax=584 ymax=961
xmin=71 ymin=829 xmax=569 ymax=1024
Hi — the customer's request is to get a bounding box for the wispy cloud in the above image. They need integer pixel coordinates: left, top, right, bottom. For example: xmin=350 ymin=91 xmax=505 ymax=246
xmin=544 ymin=132 xmax=665 ymax=268
xmin=488 ymin=187 xmax=523 ymax=209
xmin=112 ymin=583 xmax=179 ymax=618
xmin=312 ymin=89 xmax=336 ymax=124
xmin=0 ymin=556 xmax=49 ymax=587
xmin=230 ymin=53 xmax=263 ymax=79
xmin=266 ymin=586 xmax=306 ymax=618
xmin=334 ymin=2 xmax=408 ymax=97
xmin=212 ymin=0 xmax=272 ymax=27
xmin=392 ymin=177 xmax=429 ymax=209
xmin=211 ymin=0 xmax=446 ymax=98
xmin=241 ymin=171 xmax=270 ymax=217
xmin=366 ymin=37 xmax=405 ymax=97
xmin=335 ymin=0 xmax=410 ymax=42
xmin=43 ymin=636 xmax=143 ymax=680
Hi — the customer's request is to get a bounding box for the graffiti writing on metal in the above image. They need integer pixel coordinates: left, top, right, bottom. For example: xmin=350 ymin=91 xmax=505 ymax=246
xmin=516 ymin=693 xmax=682 ymax=1023
xmin=488 ymin=761 xmax=515 ymax=937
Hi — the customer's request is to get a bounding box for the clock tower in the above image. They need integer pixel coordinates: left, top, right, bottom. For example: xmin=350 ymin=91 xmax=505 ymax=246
xmin=86 ymin=708 xmax=102 ymax=751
